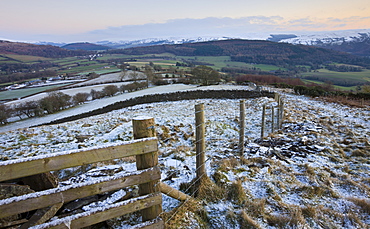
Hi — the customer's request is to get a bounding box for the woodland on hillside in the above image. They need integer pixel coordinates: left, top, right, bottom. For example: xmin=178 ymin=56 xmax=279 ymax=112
xmin=107 ymin=39 xmax=370 ymax=69
xmin=0 ymin=40 xmax=89 ymax=58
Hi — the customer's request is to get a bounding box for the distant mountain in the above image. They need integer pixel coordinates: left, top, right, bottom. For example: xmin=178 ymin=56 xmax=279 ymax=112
xmin=95 ymin=37 xmax=235 ymax=49
xmin=0 ymin=40 xmax=90 ymax=58
xmin=33 ymin=41 xmax=66 ymax=47
xmin=276 ymin=29 xmax=370 ymax=57
xmin=97 ymin=29 xmax=370 ymax=57
xmin=106 ymin=39 xmax=370 ymax=68
xmin=267 ymin=34 xmax=297 ymax=42
xmin=62 ymin=42 xmax=112 ymax=51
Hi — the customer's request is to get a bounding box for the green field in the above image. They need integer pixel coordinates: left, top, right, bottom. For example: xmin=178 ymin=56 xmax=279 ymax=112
xmin=300 ymin=69 xmax=370 ymax=83
xmin=51 ymin=57 xmax=80 ymax=64
xmin=176 ymin=56 xmax=284 ymax=72
xmin=2 ymin=54 xmax=51 ymax=62
xmin=78 ymin=67 xmax=120 ymax=75
xmin=0 ymin=83 xmax=72 ymax=101
xmin=2 ymin=50 xmax=369 ymax=95
xmin=61 ymin=64 xmax=108 ymax=74
xmin=302 ymin=79 xmax=358 ymax=91
xmin=97 ymin=54 xmax=282 ymax=73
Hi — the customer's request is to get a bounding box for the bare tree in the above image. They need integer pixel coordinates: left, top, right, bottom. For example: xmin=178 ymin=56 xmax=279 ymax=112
xmin=72 ymin=92 xmax=90 ymax=105
xmin=90 ymin=89 xmax=103 ymax=100
xmin=192 ymin=65 xmax=220 ymax=86
xmin=144 ymin=66 xmax=154 ymax=86
xmin=13 ymin=101 xmax=40 ymax=119
xmin=102 ymin=85 xmax=119 ymax=97
xmin=130 ymin=71 xmax=140 ymax=82
xmin=39 ymin=92 xmax=71 ymax=114
xmin=119 ymin=69 xmax=128 ymax=82
xmin=0 ymin=104 xmax=10 ymax=125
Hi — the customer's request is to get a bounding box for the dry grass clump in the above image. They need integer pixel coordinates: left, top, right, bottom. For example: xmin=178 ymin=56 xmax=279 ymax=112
xmin=303 ymin=163 xmax=316 ymax=176
xmin=301 ymin=205 xmax=317 ymax=219
xmin=161 ymin=199 xmax=208 ymax=229
xmin=212 ymin=171 xmax=230 ymax=188
xmin=243 ymin=198 xmax=266 ymax=217
xmin=227 ymin=179 xmax=247 ymax=205
xmin=351 ymin=148 xmax=369 ymax=157
xmin=218 ymin=157 xmax=240 ymax=172
xmin=266 ymin=207 xmax=305 ymax=228
xmin=266 ymin=213 xmax=293 ymax=228
xmin=239 ymin=210 xmax=262 ymax=229
xmin=296 ymin=185 xmax=325 ymax=198
xmin=197 ymin=176 xmax=226 ymax=202
xmin=313 ymin=205 xmax=367 ymax=228
xmin=180 ymin=176 xmax=225 ymax=203
xmin=347 ymin=197 xmax=370 ymax=214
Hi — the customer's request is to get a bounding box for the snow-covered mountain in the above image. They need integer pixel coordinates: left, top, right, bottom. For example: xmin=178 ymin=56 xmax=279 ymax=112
xmin=94 ymin=29 xmax=370 ymax=48
xmin=276 ymin=29 xmax=370 ymax=46
xmin=30 ymin=29 xmax=370 ymax=56
xmin=94 ymin=36 xmax=238 ymax=49
xmin=95 ymin=29 xmax=370 ymax=56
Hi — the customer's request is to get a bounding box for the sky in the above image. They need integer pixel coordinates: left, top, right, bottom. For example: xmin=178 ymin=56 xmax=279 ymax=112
xmin=1 ymin=0 xmax=370 ymax=43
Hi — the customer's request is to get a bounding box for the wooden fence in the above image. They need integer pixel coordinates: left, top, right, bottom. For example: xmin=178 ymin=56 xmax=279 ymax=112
xmin=0 ymin=118 xmax=164 ymax=229
xmin=0 ymin=93 xmax=283 ymax=228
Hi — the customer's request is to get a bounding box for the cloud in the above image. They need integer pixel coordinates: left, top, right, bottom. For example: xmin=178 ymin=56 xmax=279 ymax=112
xmin=85 ymin=16 xmax=286 ymax=41
xmin=84 ymin=16 xmax=370 ymax=42
xmin=4 ymin=16 xmax=369 ymax=43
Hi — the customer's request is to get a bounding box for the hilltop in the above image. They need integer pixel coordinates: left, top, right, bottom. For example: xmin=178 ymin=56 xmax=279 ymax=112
xmin=2 ymin=39 xmax=369 ymax=69
xmin=62 ymin=42 xmax=112 ymax=51
xmin=0 ymin=40 xmax=90 ymax=58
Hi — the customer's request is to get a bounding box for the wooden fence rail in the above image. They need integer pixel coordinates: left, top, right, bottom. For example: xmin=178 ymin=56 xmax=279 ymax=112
xmin=0 ymin=120 xmax=163 ymax=228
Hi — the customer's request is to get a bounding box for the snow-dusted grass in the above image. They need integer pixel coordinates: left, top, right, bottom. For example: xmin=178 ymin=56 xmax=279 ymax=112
xmin=0 ymin=86 xmax=369 ymax=228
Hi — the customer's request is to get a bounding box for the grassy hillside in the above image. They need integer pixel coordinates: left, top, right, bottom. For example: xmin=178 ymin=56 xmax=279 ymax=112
xmin=300 ymin=69 xmax=370 ymax=88
xmin=107 ymin=39 xmax=370 ymax=69
xmin=0 ymin=40 xmax=90 ymax=58
xmin=1 ymin=39 xmax=369 ymax=91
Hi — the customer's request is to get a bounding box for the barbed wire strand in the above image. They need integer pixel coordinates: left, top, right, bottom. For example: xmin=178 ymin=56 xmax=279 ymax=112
xmin=157 ymin=98 xmax=284 ymax=225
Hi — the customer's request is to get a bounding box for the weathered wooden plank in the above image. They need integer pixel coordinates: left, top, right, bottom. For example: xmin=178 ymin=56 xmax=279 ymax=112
xmin=0 ymin=137 xmax=158 ymax=182
xmin=0 ymin=219 xmax=28 ymax=228
xmin=20 ymin=203 xmax=63 ymax=228
xmin=0 ymin=168 xmax=161 ymax=218
xmin=31 ymin=193 xmax=162 ymax=229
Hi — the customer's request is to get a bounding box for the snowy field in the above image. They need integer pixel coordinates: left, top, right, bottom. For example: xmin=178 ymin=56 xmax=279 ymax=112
xmin=0 ymin=85 xmax=369 ymax=228
xmin=0 ymin=84 xmax=200 ymax=132
xmin=3 ymin=71 xmax=146 ymax=107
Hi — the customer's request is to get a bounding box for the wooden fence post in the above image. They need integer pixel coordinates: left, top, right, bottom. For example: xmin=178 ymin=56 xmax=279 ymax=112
xmin=279 ymin=100 xmax=284 ymax=129
xmin=195 ymin=104 xmax=206 ymax=182
xmin=238 ymin=100 xmax=245 ymax=156
xmin=132 ymin=116 xmax=162 ymax=222
xmin=261 ymin=104 xmax=266 ymax=139
xmin=271 ymin=105 xmax=275 ymax=133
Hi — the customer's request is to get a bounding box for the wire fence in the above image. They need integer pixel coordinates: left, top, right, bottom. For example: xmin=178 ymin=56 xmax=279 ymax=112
xmin=158 ymin=93 xmax=285 ymax=225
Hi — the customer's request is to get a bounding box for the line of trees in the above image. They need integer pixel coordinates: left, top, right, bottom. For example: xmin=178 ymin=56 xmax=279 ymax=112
xmin=0 ymin=82 xmax=149 ymax=125
xmin=235 ymin=73 xmax=370 ymax=100
xmin=0 ymin=69 xmax=58 ymax=84
xmin=325 ymin=64 xmax=362 ymax=72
